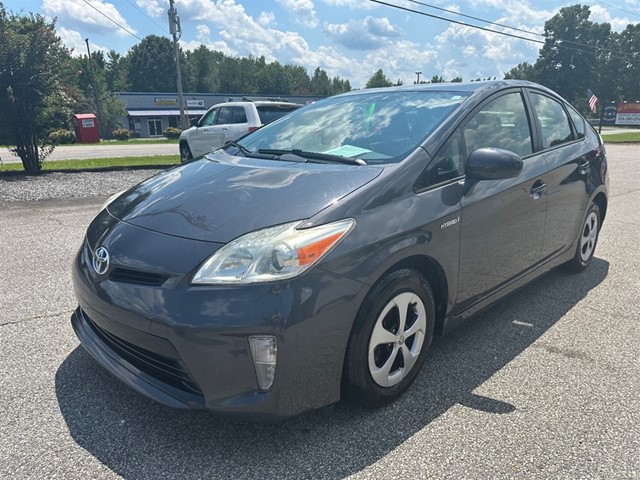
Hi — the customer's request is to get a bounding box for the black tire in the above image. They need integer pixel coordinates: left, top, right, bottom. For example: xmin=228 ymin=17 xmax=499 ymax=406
xmin=564 ymin=203 xmax=601 ymax=273
xmin=343 ymin=269 xmax=435 ymax=407
xmin=180 ymin=143 xmax=193 ymax=163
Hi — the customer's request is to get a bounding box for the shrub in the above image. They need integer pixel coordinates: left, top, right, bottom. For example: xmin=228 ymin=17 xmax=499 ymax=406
xmin=162 ymin=127 xmax=182 ymax=139
xmin=48 ymin=129 xmax=75 ymax=144
xmin=112 ymin=128 xmax=131 ymax=141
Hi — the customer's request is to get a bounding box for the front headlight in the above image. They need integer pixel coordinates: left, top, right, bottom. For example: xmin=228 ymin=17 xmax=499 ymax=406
xmin=192 ymin=218 xmax=355 ymax=285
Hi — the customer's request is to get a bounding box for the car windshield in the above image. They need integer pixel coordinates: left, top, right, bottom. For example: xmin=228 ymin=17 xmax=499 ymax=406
xmin=236 ymin=90 xmax=468 ymax=165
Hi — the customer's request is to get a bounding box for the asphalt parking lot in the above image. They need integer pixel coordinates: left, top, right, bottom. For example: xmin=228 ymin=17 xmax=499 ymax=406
xmin=0 ymin=144 xmax=638 ymax=479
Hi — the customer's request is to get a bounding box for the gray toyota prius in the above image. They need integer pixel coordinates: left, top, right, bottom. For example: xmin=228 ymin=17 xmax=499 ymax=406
xmin=71 ymin=80 xmax=608 ymax=420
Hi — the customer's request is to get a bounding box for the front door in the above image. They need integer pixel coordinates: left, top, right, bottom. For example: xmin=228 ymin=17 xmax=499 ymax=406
xmin=455 ymin=90 xmax=548 ymax=314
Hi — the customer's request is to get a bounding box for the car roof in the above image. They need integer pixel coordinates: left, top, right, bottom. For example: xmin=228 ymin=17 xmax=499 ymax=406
xmin=341 ymin=80 xmax=558 ymax=97
xmin=214 ymin=100 xmax=303 ymax=108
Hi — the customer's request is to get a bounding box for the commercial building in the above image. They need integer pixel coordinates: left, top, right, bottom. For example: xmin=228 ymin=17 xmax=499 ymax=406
xmin=115 ymin=92 xmax=324 ymax=138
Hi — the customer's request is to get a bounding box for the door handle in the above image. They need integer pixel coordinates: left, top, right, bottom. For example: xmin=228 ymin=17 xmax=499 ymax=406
xmin=530 ymin=181 xmax=546 ymax=199
xmin=578 ymin=158 xmax=590 ymax=175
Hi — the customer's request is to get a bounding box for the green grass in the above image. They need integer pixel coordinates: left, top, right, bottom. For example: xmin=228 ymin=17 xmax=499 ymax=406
xmin=0 ymin=155 xmax=180 ymax=172
xmin=601 ymin=132 xmax=640 ymax=143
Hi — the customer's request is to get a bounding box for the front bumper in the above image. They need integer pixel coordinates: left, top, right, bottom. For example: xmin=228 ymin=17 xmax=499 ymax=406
xmin=71 ymin=228 xmax=365 ymax=420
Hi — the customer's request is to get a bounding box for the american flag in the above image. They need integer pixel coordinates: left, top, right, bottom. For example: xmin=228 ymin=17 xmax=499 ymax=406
xmin=587 ymin=89 xmax=598 ymax=114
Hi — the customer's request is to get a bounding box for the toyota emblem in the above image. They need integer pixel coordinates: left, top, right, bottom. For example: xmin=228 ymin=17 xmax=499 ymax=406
xmin=92 ymin=247 xmax=110 ymax=275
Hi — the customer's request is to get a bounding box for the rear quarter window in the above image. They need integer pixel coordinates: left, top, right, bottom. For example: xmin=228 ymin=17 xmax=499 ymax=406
xmin=257 ymin=106 xmax=301 ymax=124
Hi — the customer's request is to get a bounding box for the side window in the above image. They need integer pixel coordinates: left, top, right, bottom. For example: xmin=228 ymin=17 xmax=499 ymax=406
xmin=415 ymin=129 xmax=464 ymax=191
xmin=201 ymin=108 xmax=218 ymax=127
xmin=530 ymin=93 xmax=573 ymax=149
xmin=216 ymin=107 xmax=234 ymax=125
xmin=462 ymin=92 xmax=532 ymax=157
xmin=567 ymin=106 xmax=586 ymax=139
xmin=233 ymin=107 xmax=248 ymax=124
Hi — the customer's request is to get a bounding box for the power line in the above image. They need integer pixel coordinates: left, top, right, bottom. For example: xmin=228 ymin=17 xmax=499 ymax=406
xmin=405 ymin=0 xmax=637 ymax=59
xmin=79 ymin=0 xmax=142 ymax=41
xmin=123 ymin=0 xmax=170 ymax=35
xmin=594 ymin=0 xmax=640 ymax=19
xmin=407 ymin=0 xmax=544 ymax=39
xmin=370 ymin=0 xmax=638 ymax=63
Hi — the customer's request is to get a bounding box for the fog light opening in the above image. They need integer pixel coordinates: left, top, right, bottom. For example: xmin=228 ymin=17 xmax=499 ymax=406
xmin=248 ymin=335 xmax=277 ymax=391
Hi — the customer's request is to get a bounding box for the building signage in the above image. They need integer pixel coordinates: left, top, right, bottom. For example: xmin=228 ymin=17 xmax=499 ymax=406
xmin=82 ymin=119 xmax=95 ymax=128
xmin=615 ymin=102 xmax=640 ymax=126
xmin=187 ymin=99 xmax=205 ymax=107
xmin=154 ymin=97 xmax=178 ymax=106
xmin=602 ymin=104 xmax=617 ymax=125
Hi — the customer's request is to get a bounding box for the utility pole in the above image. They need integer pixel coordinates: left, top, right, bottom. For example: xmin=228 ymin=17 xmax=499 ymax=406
xmin=415 ymin=71 xmax=422 ymax=85
xmin=85 ymin=38 xmax=104 ymax=138
xmin=168 ymin=0 xmax=189 ymax=130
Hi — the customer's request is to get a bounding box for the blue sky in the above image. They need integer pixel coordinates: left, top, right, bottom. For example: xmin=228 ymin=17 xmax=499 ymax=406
xmin=4 ymin=0 xmax=639 ymax=88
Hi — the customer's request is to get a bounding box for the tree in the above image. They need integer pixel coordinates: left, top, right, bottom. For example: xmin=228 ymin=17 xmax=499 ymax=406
xmin=365 ymin=69 xmax=393 ymax=88
xmin=451 ymin=76 xmax=463 ymax=83
xmin=184 ymin=45 xmax=222 ymax=93
xmin=285 ymin=65 xmax=312 ymax=95
xmin=533 ymin=5 xmax=610 ymax=103
xmin=127 ymin=35 xmax=178 ymax=92
xmin=429 ymin=75 xmax=445 ymax=83
xmin=310 ymin=67 xmax=332 ymax=95
xmin=100 ymin=94 xmax=127 ymax=137
xmin=504 ymin=62 xmax=537 ymax=81
xmin=105 ymin=50 xmax=130 ymax=92
xmin=0 ymin=6 xmax=73 ymax=171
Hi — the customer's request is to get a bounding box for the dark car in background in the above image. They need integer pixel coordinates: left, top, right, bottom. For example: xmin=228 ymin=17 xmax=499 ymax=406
xmin=71 ymin=80 xmax=608 ymax=420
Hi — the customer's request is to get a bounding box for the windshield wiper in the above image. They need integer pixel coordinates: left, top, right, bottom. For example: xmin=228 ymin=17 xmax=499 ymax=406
xmin=257 ymin=148 xmax=367 ymax=166
xmin=221 ymin=142 xmax=306 ymax=162
xmin=222 ymin=141 xmax=256 ymax=156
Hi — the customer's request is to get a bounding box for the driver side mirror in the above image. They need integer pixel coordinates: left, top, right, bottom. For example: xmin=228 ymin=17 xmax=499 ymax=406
xmin=191 ymin=118 xmax=200 ymax=128
xmin=466 ymin=147 xmax=523 ymax=181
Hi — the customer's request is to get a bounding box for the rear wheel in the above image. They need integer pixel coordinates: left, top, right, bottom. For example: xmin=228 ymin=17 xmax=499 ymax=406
xmin=180 ymin=143 xmax=193 ymax=163
xmin=343 ymin=269 xmax=435 ymax=407
xmin=565 ymin=203 xmax=601 ymax=272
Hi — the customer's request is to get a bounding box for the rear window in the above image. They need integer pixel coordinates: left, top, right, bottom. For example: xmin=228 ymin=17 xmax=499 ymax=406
xmin=256 ymin=105 xmax=302 ymax=124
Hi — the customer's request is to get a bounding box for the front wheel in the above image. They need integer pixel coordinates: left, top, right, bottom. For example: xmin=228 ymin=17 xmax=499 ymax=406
xmin=565 ymin=203 xmax=601 ymax=272
xmin=180 ymin=143 xmax=193 ymax=163
xmin=343 ymin=269 xmax=435 ymax=407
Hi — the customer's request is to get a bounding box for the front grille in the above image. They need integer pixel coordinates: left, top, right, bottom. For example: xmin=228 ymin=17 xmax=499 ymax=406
xmin=83 ymin=312 xmax=202 ymax=396
xmin=109 ymin=267 xmax=170 ymax=287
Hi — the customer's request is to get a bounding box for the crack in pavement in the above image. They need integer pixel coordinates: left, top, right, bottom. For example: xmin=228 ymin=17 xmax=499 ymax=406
xmin=1 ymin=309 xmax=74 ymax=327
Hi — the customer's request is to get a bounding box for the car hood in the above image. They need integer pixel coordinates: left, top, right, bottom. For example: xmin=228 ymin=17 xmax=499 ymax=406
xmin=107 ymin=153 xmax=383 ymax=243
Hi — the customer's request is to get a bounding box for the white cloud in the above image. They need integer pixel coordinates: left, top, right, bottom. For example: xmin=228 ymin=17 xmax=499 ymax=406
xmin=57 ymin=27 xmax=109 ymax=56
xmin=325 ymin=17 xmax=402 ymax=50
xmin=360 ymin=41 xmax=438 ymax=85
xmin=42 ymin=0 xmax=136 ymax=36
xmin=321 ymin=0 xmax=377 ymax=8
xmin=589 ymin=5 xmax=632 ymax=32
xmin=277 ymin=0 xmax=319 ymax=28
xmin=135 ymin=0 xmax=164 ymax=18
xmin=435 ymin=23 xmax=538 ymax=79
xmin=258 ymin=11 xmax=276 ymax=26
xmin=179 ymin=24 xmax=237 ymax=56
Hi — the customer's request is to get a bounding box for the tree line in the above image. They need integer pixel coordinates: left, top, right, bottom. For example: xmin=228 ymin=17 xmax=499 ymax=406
xmin=1 ymin=2 xmax=638 ymax=171
xmin=505 ymin=5 xmax=640 ymax=112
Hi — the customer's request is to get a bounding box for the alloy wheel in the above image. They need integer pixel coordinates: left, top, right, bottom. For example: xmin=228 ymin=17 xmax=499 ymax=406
xmin=368 ymin=292 xmax=427 ymax=387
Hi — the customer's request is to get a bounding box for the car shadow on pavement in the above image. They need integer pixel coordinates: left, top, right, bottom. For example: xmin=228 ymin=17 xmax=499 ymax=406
xmin=55 ymin=258 xmax=609 ymax=479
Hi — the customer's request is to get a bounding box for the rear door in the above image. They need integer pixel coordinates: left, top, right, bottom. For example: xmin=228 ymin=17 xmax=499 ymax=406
xmin=455 ymin=89 xmax=548 ymax=313
xmin=225 ymin=106 xmax=250 ymax=141
xmin=526 ymin=90 xmax=591 ymax=258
